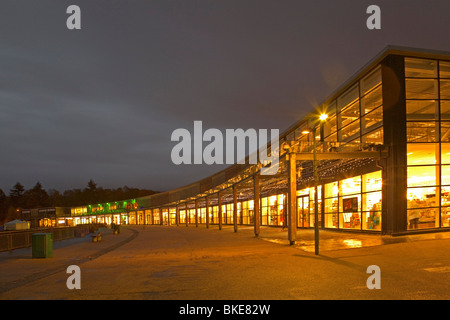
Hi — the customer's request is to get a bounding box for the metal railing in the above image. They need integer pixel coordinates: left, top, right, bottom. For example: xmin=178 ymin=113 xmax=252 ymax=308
xmin=0 ymin=225 xmax=90 ymax=252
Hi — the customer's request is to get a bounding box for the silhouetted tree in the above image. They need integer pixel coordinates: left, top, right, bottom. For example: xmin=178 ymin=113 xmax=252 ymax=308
xmin=8 ymin=180 xmax=159 ymax=211
xmin=0 ymin=189 xmax=8 ymax=224
xmin=48 ymin=189 xmax=64 ymax=207
xmin=84 ymin=179 xmax=98 ymax=204
xmin=9 ymin=182 xmax=25 ymax=208
xmin=24 ymin=182 xmax=50 ymax=208
xmin=87 ymin=179 xmax=97 ymax=192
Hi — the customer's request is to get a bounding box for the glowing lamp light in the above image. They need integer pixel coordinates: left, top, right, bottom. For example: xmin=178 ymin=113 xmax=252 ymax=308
xmin=319 ymin=113 xmax=328 ymax=121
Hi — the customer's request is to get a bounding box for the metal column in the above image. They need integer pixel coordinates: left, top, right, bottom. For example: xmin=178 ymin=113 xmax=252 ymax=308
xmin=233 ymin=185 xmax=238 ymax=233
xmin=287 ymin=152 xmax=297 ymax=245
xmin=206 ymin=196 xmax=210 ymax=229
xmin=218 ymin=192 xmax=222 ymax=230
xmin=253 ymin=174 xmax=260 ymax=237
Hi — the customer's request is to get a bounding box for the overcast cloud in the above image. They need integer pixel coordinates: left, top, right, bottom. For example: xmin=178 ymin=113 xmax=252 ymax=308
xmin=1 ymin=0 xmax=450 ymax=193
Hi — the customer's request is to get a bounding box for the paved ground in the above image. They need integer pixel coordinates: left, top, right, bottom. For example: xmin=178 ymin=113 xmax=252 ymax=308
xmin=1 ymin=224 xmax=450 ymax=300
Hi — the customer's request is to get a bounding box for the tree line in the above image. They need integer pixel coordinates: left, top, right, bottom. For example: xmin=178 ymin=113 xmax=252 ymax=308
xmin=0 ymin=179 xmax=159 ymax=224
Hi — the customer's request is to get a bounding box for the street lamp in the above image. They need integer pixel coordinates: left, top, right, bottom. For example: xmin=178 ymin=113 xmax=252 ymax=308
xmin=319 ymin=113 xmax=328 ymax=122
xmin=303 ymin=113 xmax=328 ymax=255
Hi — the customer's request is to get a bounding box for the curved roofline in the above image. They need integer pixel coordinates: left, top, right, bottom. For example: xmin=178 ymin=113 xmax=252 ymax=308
xmin=129 ymin=45 xmax=450 ymax=208
xmin=50 ymin=45 xmax=450 ymax=212
xmin=280 ymin=45 xmax=450 ymax=139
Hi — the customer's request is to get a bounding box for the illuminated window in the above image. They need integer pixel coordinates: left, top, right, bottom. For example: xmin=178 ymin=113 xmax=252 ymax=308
xmin=339 ymin=119 xmax=360 ymax=142
xmin=407 ymin=144 xmax=438 ymax=165
xmin=405 ymin=58 xmax=437 ymax=78
xmin=240 ymin=200 xmax=253 ymax=225
xmin=169 ymin=208 xmax=176 ymax=225
xmin=211 ymin=206 xmax=219 ymax=224
xmin=407 ymin=122 xmax=438 ymax=143
xmin=324 ymin=182 xmax=338 ymax=229
xmin=297 ymin=192 xmax=310 ymax=228
xmin=340 ymin=195 xmax=361 ymax=230
xmin=309 ymin=186 xmax=322 ymax=228
xmin=407 ymin=166 xmax=438 ymax=187
xmin=441 ymin=80 xmax=450 ymax=99
xmin=441 ymin=122 xmax=450 ymax=142
xmin=442 ymin=166 xmax=450 ymax=186
xmin=405 ymin=58 xmax=450 ymax=231
xmin=406 ymin=79 xmax=438 ymax=99
xmin=179 ymin=209 xmax=186 ymax=224
xmin=407 ymin=187 xmax=439 ymax=230
xmin=441 ymin=101 xmax=450 ymax=120
xmin=323 ymin=115 xmax=337 ymax=138
xmin=362 ymin=127 xmax=383 ymax=144
xmin=320 ymin=66 xmax=384 ymax=145
xmin=338 ymin=85 xmax=359 ymax=113
xmin=325 ymin=181 xmax=339 ymax=198
xmin=361 ymin=66 xmax=382 ymax=96
xmin=223 ymin=204 xmax=234 ymax=224
xmin=153 ymin=209 xmax=160 ymax=224
xmin=362 ymin=171 xmax=382 ymax=192
xmin=261 ymin=194 xmax=284 ymax=226
xmin=406 ymin=100 xmax=438 ymax=121
xmin=440 ymin=61 xmax=450 ymax=79
xmin=340 ymin=176 xmax=361 ymax=195
xmin=362 ymin=107 xmax=382 ymax=133
xmin=361 ymin=85 xmax=382 ymax=114
xmin=340 ymin=101 xmax=360 ymax=127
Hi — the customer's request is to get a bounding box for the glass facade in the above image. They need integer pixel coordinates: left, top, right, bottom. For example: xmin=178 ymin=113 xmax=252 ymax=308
xmin=261 ymin=195 xmax=285 ymax=226
xmin=322 ymin=66 xmax=383 ymax=145
xmin=28 ymin=50 xmax=450 ymax=237
xmin=322 ymin=172 xmax=382 ymax=231
xmin=179 ymin=209 xmax=186 ymax=224
xmin=297 ymin=188 xmax=310 ymax=228
xmin=153 ymin=209 xmax=160 ymax=225
xmin=210 ymin=205 xmax=219 ymax=224
xmin=221 ymin=204 xmax=234 ymax=225
xmin=241 ymin=200 xmax=254 ymax=224
xmin=406 ymin=58 xmax=450 ymax=230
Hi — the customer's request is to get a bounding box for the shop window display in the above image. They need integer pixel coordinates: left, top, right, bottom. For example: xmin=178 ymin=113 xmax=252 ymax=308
xmin=297 ymin=188 xmax=310 ymax=228
xmin=262 ymin=195 xmax=284 ymax=226
xmin=405 ymin=57 xmax=450 ymax=230
xmin=241 ymin=200 xmax=254 ymax=225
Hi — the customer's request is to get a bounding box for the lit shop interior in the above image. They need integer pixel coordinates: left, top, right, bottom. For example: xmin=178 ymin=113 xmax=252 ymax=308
xmin=21 ymin=47 xmax=450 ymax=235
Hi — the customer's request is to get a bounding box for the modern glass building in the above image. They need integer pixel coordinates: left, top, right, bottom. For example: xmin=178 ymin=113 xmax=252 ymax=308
xmin=21 ymin=46 xmax=450 ymax=237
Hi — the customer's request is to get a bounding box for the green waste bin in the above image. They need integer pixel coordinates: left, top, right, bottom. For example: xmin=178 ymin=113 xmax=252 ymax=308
xmin=32 ymin=233 xmax=53 ymax=258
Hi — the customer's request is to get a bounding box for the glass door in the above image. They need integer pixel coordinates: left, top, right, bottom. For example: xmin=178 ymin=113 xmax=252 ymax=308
xmin=297 ymin=195 xmax=310 ymax=228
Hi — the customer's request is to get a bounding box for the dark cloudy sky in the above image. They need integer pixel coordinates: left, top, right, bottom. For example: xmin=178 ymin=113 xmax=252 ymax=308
xmin=1 ymin=0 xmax=450 ymax=193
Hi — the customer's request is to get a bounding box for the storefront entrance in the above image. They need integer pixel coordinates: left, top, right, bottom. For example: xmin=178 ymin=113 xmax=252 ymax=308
xmin=297 ymin=195 xmax=310 ymax=228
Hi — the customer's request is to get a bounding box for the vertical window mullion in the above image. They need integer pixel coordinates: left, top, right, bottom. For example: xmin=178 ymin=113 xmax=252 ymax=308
xmin=438 ymin=60 xmax=442 ymax=227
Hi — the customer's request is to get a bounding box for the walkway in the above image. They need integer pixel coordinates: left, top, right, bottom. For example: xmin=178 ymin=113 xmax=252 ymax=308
xmin=2 ymin=225 xmax=450 ymax=299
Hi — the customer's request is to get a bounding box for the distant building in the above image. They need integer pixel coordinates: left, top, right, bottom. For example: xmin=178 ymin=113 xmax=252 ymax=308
xmin=21 ymin=207 xmax=70 ymax=228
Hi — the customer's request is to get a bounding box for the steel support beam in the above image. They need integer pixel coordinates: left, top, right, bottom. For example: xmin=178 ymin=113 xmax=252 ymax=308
xmin=253 ymin=174 xmax=260 ymax=237
xmin=233 ymin=185 xmax=238 ymax=233
xmin=287 ymin=152 xmax=297 ymax=245
xmin=293 ymin=150 xmax=388 ymax=160
xmin=205 ymin=196 xmax=210 ymax=229
xmin=195 ymin=200 xmax=199 ymax=227
xmin=218 ymin=192 xmax=222 ymax=230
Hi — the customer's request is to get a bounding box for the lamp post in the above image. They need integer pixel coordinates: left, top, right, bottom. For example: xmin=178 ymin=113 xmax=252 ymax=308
xmin=312 ymin=113 xmax=328 ymax=255
xmin=288 ymin=113 xmax=327 ymax=252
xmin=312 ymin=126 xmax=320 ymax=255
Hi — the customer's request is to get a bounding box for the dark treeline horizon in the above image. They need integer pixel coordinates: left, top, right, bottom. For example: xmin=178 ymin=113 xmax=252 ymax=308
xmin=0 ymin=179 xmax=159 ymax=224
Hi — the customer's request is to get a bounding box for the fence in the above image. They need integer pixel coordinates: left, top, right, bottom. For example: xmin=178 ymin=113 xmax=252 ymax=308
xmin=0 ymin=225 xmax=91 ymax=252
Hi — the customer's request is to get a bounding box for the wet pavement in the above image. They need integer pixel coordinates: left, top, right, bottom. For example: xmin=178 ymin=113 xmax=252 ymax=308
xmin=2 ymin=224 xmax=450 ymax=300
xmin=227 ymin=225 xmax=450 ymax=252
